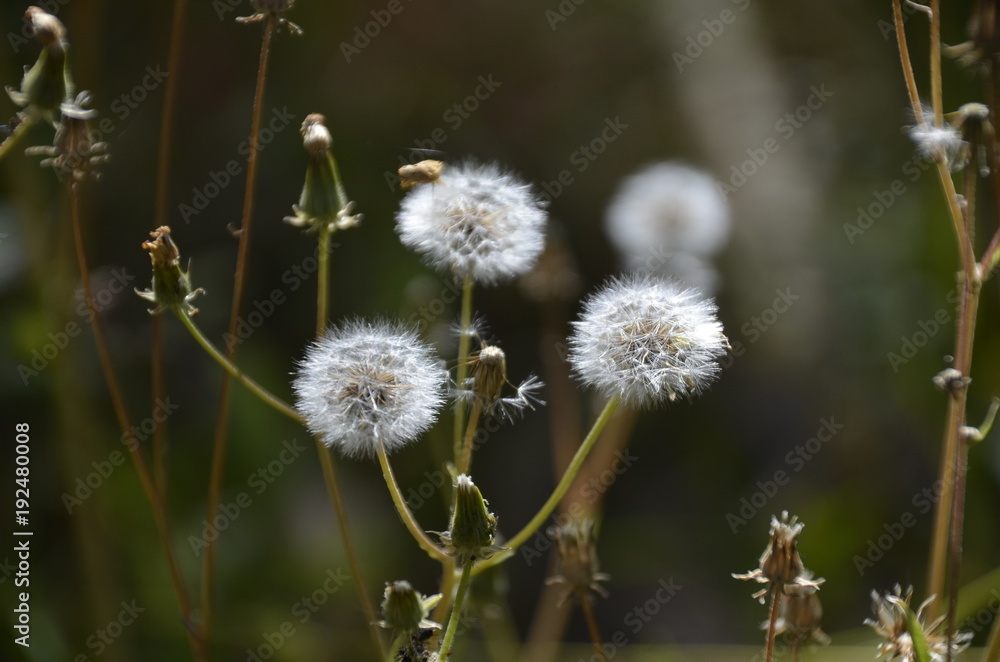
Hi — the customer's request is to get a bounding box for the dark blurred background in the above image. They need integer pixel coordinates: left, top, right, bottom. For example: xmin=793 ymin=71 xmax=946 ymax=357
xmin=2 ymin=0 xmax=1000 ymax=660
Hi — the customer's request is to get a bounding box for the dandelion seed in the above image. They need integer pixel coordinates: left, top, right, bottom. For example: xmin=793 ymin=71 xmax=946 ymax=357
xmin=395 ymin=160 xmax=547 ymax=285
xmin=568 ymin=273 xmax=728 ymax=408
xmin=292 ymin=320 xmax=447 ymax=458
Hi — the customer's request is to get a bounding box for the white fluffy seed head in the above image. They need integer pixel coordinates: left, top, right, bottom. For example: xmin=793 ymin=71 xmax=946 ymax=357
xmin=395 ymin=161 xmax=548 ymax=285
xmin=605 ymin=162 xmax=729 ymax=273
xmin=909 ymin=122 xmax=963 ymax=165
xmin=292 ymin=319 xmax=447 ymax=458
xmin=568 ymin=274 xmax=728 ymax=408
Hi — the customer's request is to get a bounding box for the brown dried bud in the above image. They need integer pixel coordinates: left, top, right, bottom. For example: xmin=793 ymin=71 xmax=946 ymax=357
xmin=399 ymin=160 xmax=444 ymax=189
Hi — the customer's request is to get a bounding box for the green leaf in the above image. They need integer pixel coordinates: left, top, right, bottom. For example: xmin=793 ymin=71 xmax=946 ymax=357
xmin=890 ymin=597 xmax=931 ymax=662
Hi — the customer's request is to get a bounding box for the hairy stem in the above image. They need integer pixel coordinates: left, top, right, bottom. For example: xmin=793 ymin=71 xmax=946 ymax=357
xmin=201 ymin=18 xmax=275 ymax=642
xmin=71 ymin=188 xmax=205 ymax=660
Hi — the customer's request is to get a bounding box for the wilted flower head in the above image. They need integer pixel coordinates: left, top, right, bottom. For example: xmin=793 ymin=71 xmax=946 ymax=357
xmin=865 ymin=585 xmax=972 ymax=662
xmin=395 ymin=160 xmax=548 ymax=285
xmin=135 ymin=226 xmax=204 ymax=316
xmin=7 ymin=7 xmax=73 ymax=121
xmin=568 ymin=274 xmax=728 ymax=407
xmin=293 ymin=320 xmax=447 ymax=458
xmin=733 ymin=511 xmax=824 ymax=603
xmin=545 ymin=518 xmax=610 ymax=606
xmin=378 ymin=580 xmax=441 ymax=634
xmin=605 ymin=162 xmax=729 ymax=290
xmin=436 ymin=474 xmax=506 ymax=565
xmin=25 ymin=92 xmax=108 ymax=184
xmin=771 ymin=576 xmax=830 ymax=646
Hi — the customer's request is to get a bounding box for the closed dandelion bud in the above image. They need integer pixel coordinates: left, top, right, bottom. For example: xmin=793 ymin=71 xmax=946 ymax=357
xmin=469 ymin=345 xmax=507 ymax=406
xmin=438 ymin=475 xmax=506 ymax=565
xmin=135 ymin=226 xmax=204 ymax=316
xmin=378 ymin=580 xmax=441 ymax=634
xmin=456 ymin=335 xmax=544 ymax=421
xmin=284 ymin=114 xmax=361 ymax=233
xmin=7 ymin=7 xmax=74 ymax=121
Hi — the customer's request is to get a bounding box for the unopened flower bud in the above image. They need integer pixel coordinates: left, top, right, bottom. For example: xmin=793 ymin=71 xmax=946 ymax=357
xmin=378 ymin=580 xmax=441 ymax=634
xmin=7 ymin=7 xmax=74 ymax=121
xmin=438 ymin=474 xmax=506 ymax=565
xmin=135 ymin=226 xmax=204 ymax=316
xmin=301 ymin=113 xmax=331 ymax=155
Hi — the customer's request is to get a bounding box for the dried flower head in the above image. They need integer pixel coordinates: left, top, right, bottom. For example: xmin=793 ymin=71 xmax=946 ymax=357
xmin=135 ymin=226 xmax=204 ymax=316
xmin=455 ymin=341 xmax=544 ymax=421
xmin=604 ymin=162 xmax=729 ymax=286
xmin=7 ymin=7 xmax=74 ymax=121
xmin=284 ymin=114 xmax=361 ymax=233
xmin=237 ymin=0 xmax=303 ymax=34
xmin=544 ymin=518 xmax=610 ymax=606
xmin=770 ymin=576 xmax=830 ymax=646
xmin=567 ymin=274 xmax=728 ymax=407
xmin=733 ymin=511 xmax=824 ymax=603
xmin=399 ymin=160 xmax=445 ymax=189
xmin=378 ymin=580 xmax=441 ymax=634
xmin=25 ymin=92 xmax=108 ymax=184
xmin=865 ymin=585 xmax=972 ymax=662
xmin=436 ymin=474 xmax=506 ymax=565
xmin=395 ymin=160 xmax=548 ymax=285
xmin=292 ymin=320 xmax=447 ymax=458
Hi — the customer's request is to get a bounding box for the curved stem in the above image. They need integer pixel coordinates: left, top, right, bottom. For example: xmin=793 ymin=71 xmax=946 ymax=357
xmin=473 ymin=396 xmax=621 ymax=575
xmin=174 ymin=309 xmax=301 ymax=424
xmin=71 ymin=188 xmax=205 ymax=660
xmin=456 ymin=401 xmax=482 ymax=477
xmin=439 ymin=561 xmax=474 ymax=660
xmin=317 ymin=444 xmax=386 ymax=658
xmin=892 ymin=1 xmax=925 ymax=126
xmin=376 ymin=443 xmax=449 ymax=562
xmin=0 ymin=115 xmax=37 ymax=163
xmin=202 ymin=18 xmax=275 ymax=642
xmin=452 ymin=277 xmax=474 ymax=460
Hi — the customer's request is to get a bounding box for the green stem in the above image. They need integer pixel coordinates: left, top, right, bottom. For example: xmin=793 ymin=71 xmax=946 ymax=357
xmin=316 ymin=225 xmax=331 ymax=335
xmin=452 ymin=277 xmax=474 ymax=460
xmin=0 ymin=115 xmax=37 ymax=163
xmin=174 ymin=309 xmax=301 ymax=424
xmin=317 ymin=443 xmax=386 ymax=658
xmin=456 ymin=401 xmax=483 ymax=477
xmin=439 ymin=561 xmax=474 ymax=660
xmin=376 ymin=442 xmax=449 ymax=562
xmin=473 ymin=395 xmax=621 ymax=575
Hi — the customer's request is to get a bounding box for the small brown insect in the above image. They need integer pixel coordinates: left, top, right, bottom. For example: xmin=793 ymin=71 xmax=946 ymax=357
xmin=398 ymin=160 xmax=444 ymax=189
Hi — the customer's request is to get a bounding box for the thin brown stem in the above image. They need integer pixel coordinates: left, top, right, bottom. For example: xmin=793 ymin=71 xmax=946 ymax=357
xmin=930 ymin=0 xmax=943 ymax=125
xmin=765 ymin=585 xmax=781 ymax=662
xmin=201 ymin=18 xmax=275 ymax=644
xmin=70 ymin=188 xmax=205 ymax=660
xmin=578 ymin=592 xmax=606 ymax=662
xmin=317 ymin=444 xmax=386 ymax=658
xmin=893 ymin=0 xmax=926 ymax=126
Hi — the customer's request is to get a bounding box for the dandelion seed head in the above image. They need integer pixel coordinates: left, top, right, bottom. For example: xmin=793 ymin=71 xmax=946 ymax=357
xmin=396 ymin=161 xmax=547 ymax=285
xmin=293 ymin=319 xmax=446 ymax=458
xmin=568 ymin=274 xmax=728 ymax=408
xmin=604 ymin=162 xmax=729 ymax=283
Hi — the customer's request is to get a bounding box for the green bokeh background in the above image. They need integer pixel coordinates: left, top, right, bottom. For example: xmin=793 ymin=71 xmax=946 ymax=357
xmin=1 ymin=0 xmax=999 ymax=660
